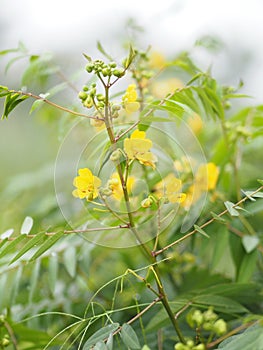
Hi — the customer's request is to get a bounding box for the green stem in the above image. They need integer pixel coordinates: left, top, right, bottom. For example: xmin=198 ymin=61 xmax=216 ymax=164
xmin=103 ymin=83 xmax=186 ymax=343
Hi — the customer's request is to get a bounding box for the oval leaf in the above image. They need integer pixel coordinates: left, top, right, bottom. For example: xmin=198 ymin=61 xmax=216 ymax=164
xmin=21 ymin=216 xmax=34 ymax=235
xmin=83 ymin=323 xmax=119 ymax=349
xmin=121 ymin=323 xmax=141 ymax=350
xmin=242 ymin=235 xmax=259 ymax=253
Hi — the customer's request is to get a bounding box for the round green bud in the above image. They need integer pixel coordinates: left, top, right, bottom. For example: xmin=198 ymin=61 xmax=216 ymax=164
xmin=112 ymin=105 xmax=121 ymax=111
xmin=141 ymin=198 xmax=153 ymax=208
xmin=203 ymin=307 xmax=217 ymax=322
xmin=89 ymin=88 xmax=96 ymax=97
xmin=112 ymin=112 xmax=119 ymax=119
xmin=96 ymin=94 xmax=105 ymax=102
xmin=174 ymin=343 xmax=189 ymax=350
xmin=102 ymin=68 xmax=109 ymax=77
xmin=186 ymin=340 xmax=194 ymax=348
xmin=110 ymin=149 xmax=122 ymax=162
xmin=1 ymin=335 xmax=10 ymax=347
xmin=213 ymin=319 xmax=227 ymax=336
xmin=91 ymin=83 xmax=97 ymax=88
xmin=78 ymin=91 xmax=88 ymax=100
xmin=109 ymin=61 xmax=117 ymax=68
xmin=83 ymin=86 xmax=89 ymax=91
xmin=85 ymin=64 xmax=94 ymax=73
xmin=83 ymin=96 xmax=93 ymax=108
xmin=113 ymin=69 xmax=125 ymax=78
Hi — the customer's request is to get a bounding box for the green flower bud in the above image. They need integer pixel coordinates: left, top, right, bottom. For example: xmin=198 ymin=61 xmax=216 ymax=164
xmin=89 ymin=88 xmax=96 ymax=97
xmin=213 ymin=319 xmax=227 ymax=336
xmin=203 ymin=322 xmax=213 ymax=331
xmin=96 ymin=94 xmax=105 ymax=102
xmin=83 ymin=86 xmax=89 ymax=91
xmin=203 ymin=307 xmax=218 ymax=322
xmin=83 ymin=96 xmax=93 ymax=108
xmin=141 ymin=198 xmax=153 ymax=208
xmin=186 ymin=340 xmax=194 ymax=348
xmin=78 ymin=91 xmax=88 ymax=100
xmin=112 ymin=112 xmax=119 ymax=119
xmin=85 ymin=63 xmax=94 ymax=73
xmin=97 ymin=102 xmax=105 ymax=108
xmin=91 ymin=83 xmax=97 ymax=88
xmin=174 ymin=343 xmax=190 ymax=350
xmin=110 ymin=149 xmax=122 ymax=162
xmin=113 ymin=69 xmax=125 ymax=78
xmin=109 ymin=61 xmax=117 ymax=68
xmin=1 ymin=335 xmax=10 ymax=347
xmin=0 ymin=314 xmax=5 ymax=325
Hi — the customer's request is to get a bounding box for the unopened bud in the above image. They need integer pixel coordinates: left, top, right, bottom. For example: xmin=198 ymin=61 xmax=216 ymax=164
xmin=110 ymin=149 xmax=122 ymax=162
xmin=141 ymin=198 xmax=153 ymax=208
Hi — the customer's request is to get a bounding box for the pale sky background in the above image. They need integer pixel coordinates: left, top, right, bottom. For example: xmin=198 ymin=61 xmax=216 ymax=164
xmin=1 ymin=0 xmax=263 ymax=101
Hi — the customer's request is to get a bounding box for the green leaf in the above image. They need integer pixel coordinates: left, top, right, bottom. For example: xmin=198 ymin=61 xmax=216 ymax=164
xmin=224 ymin=201 xmax=240 ymax=216
xmin=237 ymin=250 xmax=258 ymax=283
xmin=121 ymin=323 xmax=141 ymax=350
xmin=96 ymin=41 xmax=114 ymax=61
xmin=106 ymin=333 xmax=113 ymax=350
xmin=242 ymin=235 xmax=259 ymax=253
xmin=257 ymin=179 xmax=263 ymax=185
xmin=192 ymin=294 xmax=248 ymax=314
xmin=194 ymin=225 xmax=210 ymax=238
xmin=216 ymin=324 xmax=263 ymax=349
xmin=211 ymin=226 xmax=229 ymax=270
xmin=210 ymin=212 xmax=226 ymax=223
xmin=48 ymin=253 xmax=58 ymax=294
xmin=2 ymin=92 xmax=29 ymax=119
xmin=83 ymin=323 xmax=119 ymax=349
xmin=29 ymin=231 xmax=64 ymax=261
xmin=0 ymin=235 xmax=28 ymax=259
xmin=63 ymin=245 xmax=76 ymax=277
xmin=21 ymin=216 xmax=34 ymax=234
xmin=10 ymin=232 xmax=46 ymax=264
xmin=83 ymin=53 xmax=92 ymax=62
xmin=29 ymin=259 xmax=41 ymax=302
xmin=94 ymin=341 xmax=108 ymax=350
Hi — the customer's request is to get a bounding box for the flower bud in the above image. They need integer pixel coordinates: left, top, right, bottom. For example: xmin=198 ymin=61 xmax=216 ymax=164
xmin=113 ymin=69 xmax=125 ymax=78
xmin=85 ymin=63 xmax=94 ymax=73
xmin=96 ymin=94 xmax=105 ymax=102
xmin=83 ymin=96 xmax=93 ymax=108
xmin=213 ymin=319 xmax=227 ymax=336
xmin=109 ymin=61 xmax=117 ymax=68
xmin=141 ymin=198 xmax=153 ymax=208
xmin=110 ymin=149 xmax=122 ymax=162
xmin=78 ymin=91 xmax=88 ymax=100
xmin=193 ymin=344 xmax=205 ymax=350
xmin=100 ymin=188 xmax=112 ymax=197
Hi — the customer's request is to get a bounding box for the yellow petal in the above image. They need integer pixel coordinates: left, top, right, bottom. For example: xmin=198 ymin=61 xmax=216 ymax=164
xmin=130 ymin=130 xmax=146 ymax=139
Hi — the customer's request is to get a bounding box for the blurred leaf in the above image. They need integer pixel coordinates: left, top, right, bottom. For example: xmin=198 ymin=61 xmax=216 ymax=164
xmin=211 ymin=226 xmax=229 ymax=270
xmin=63 ymin=245 xmax=77 ymax=278
xmin=29 ymin=231 xmax=64 ymax=261
xmin=0 ymin=235 xmax=28 ymax=260
xmin=224 ymin=201 xmax=240 ymax=216
xmin=192 ymin=294 xmax=248 ymax=314
xmin=210 ymin=212 xmax=226 ymax=223
xmin=21 ymin=216 xmax=34 ymax=234
xmin=121 ymin=323 xmax=141 ymax=349
xmin=10 ymin=232 xmax=46 ymax=264
xmin=94 ymin=341 xmax=108 ymax=350
xmin=237 ymin=250 xmax=258 ymax=283
xmin=216 ymin=324 xmax=263 ymax=349
xmin=242 ymin=235 xmax=259 ymax=253
xmin=97 ymin=41 xmax=114 ymax=61
xmin=29 ymin=259 xmax=41 ymax=302
xmin=194 ymin=225 xmax=210 ymax=238
xmin=83 ymin=323 xmax=119 ymax=349
xmin=0 ymin=228 xmax=14 ymax=240
xmin=48 ymin=253 xmax=58 ymax=294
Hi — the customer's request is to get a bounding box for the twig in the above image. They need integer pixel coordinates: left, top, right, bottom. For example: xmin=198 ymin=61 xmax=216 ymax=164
xmin=153 ymin=185 xmax=263 ymax=256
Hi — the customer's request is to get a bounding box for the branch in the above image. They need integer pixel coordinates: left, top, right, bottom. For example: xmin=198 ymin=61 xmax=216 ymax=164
xmin=6 ymin=89 xmax=104 ymax=120
xmin=153 ymin=185 xmax=263 ymax=256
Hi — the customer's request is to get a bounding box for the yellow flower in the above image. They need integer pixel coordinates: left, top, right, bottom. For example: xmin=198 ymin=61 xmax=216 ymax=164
xmin=124 ymin=129 xmax=157 ymax=169
xmin=148 ymin=51 xmax=166 ymax=69
xmin=122 ymin=84 xmax=140 ymax=114
xmin=108 ymin=172 xmax=135 ymax=201
xmin=195 ymin=163 xmax=219 ymax=191
xmin=154 ymin=173 xmax=186 ymax=204
xmin=72 ymin=168 xmax=101 ymax=201
xmin=182 ymin=163 xmax=219 ymax=210
xmin=151 ymin=78 xmax=184 ymax=99
xmin=188 ymin=113 xmax=203 ymax=135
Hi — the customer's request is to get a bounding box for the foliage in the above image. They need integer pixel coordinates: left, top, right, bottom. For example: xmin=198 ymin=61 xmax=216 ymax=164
xmin=0 ymin=39 xmax=263 ymax=350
